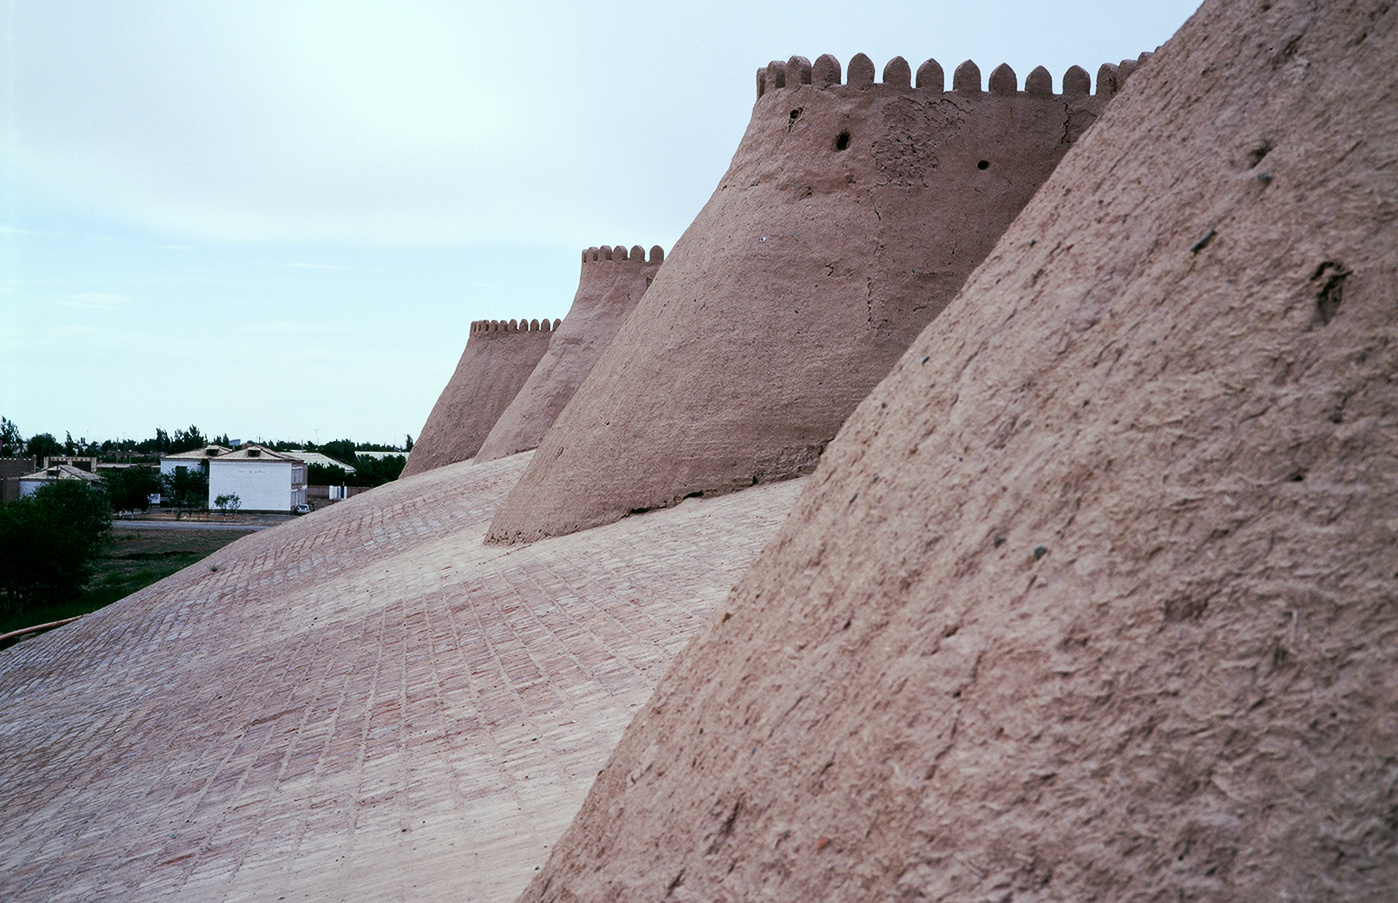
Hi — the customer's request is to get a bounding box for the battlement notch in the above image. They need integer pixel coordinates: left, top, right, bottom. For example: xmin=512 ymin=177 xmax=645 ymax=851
xmin=1026 ymin=65 xmax=1053 ymax=97
xmin=470 ymin=318 xmax=561 ymax=335
xmin=812 ymin=54 xmax=841 ymax=87
xmin=756 ymin=52 xmax=1142 ymax=99
xmin=916 ymin=58 xmax=944 ymax=91
xmin=581 ymin=243 xmax=666 ymax=266
xmin=883 ymin=56 xmax=911 ymax=88
xmin=848 ymin=53 xmax=876 ymax=87
xmin=786 ymin=55 xmax=812 ymax=86
xmin=988 ymin=63 xmax=1017 ymax=95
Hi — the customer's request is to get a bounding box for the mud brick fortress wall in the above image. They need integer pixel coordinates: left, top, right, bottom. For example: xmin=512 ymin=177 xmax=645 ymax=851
xmin=401 ymin=317 xmax=559 ymax=478
xmin=9 ymin=4 xmax=1398 ymax=900
xmin=488 ymin=53 xmax=1138 ymax=544
xmin=474 ymin=245 xmax=665 ymax=463
xmin=521 ymin=1 xmax=1398 ymax=898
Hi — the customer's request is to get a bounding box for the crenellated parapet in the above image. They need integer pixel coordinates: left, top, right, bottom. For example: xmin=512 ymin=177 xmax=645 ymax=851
xmin=470 ymin=317 xmax=562 ymax=335
xmin=475 ymin=244 xmax=666 ymax=463
xmin=404 ymin=313 xmax=558 ymax=477
xmin=581 ymin=244 xmax=666 ymax=265
xmin=757 ymin=51 xmax=1154 ymax=100
xmin=488 ymin=44 xmax=1153 ymax=543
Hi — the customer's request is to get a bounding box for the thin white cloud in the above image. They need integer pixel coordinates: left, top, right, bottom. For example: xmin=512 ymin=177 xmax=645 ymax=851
xmin=236 ymin=321 xmax=360 ymax=338
xmin=0 ymin=225 xmax=117 ymax=242
xmin=281 ymin=261 xmax=358 ymax=271
xmin=59 ymin=292 xmax=130 ymax=310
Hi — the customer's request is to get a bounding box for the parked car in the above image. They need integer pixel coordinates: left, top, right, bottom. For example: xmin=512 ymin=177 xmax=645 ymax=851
xmin=294 ymin=503 xmax=311 ymax=514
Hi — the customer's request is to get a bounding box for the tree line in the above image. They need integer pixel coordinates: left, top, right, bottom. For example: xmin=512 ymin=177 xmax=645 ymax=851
xmin=1 ymin=418 xmax=229 ymax=460
xmin=1 ymin=418 xmax=411 ymax=487
xmin=0 ymin=420 xmax=415 ymax=618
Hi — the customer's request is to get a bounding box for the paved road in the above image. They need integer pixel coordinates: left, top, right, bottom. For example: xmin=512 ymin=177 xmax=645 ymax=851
xmin=0 ymin=453 xmax=805 ymax=902
xmin=113 ymin=519 xmax=275 ymax=532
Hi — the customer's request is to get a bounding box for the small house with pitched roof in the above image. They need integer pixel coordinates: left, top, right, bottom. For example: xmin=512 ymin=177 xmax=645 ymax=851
xmin=17 ymin=463 xmax=104 ymax=497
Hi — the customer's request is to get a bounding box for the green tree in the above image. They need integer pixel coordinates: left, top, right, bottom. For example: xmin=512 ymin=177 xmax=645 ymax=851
xmin=26 ymin=432 xmax=62 ymax=460
xmin=319 ymin=439 xmax=359 ymax=469
xmin=0 ymin=480 xmax=112 ymax=614
xmin=304 ymin=455 xmax=404 ymax=490
xmin=213 ymin=493 xmax=241 ymax=516
xmin=170 ymin=426 xmax=207 ymax=453
xmin=404 ymin=434 xmax=414 ymax=452
xmin=134 ymin=428 xmax=172 ymax=454
xmin=160 ymin=465 xmax=209 ymax=519
xmin=348 ymin=454 xmax=406 ymax=487
xmin=0 ymin=418 xmax=22 ymax=456
xmin=306 ymin=462 xmax=351 ymax=486
xmin=102 ymin=465 xmax=162 ymax=513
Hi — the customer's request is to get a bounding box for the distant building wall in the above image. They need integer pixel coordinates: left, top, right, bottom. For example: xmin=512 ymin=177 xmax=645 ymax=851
xmin=0 ymin=458 xmax=35 ymax=503
xmin=209 ymin=460 xmax=305 ymax=512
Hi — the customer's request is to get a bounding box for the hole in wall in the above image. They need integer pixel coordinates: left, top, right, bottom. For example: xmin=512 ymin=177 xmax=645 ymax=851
xmin=977 ymin=160 xmax=990 ymax=170
xmin=1247 ymin=139 xmax=1273 ymax=168
xmin=1311 ymin=260 xmax=1349 ymax=326
xmin=789 ymin=109 xmax=802 ymax=121
xmin=835 ymin=131 xmax=851 ymax=151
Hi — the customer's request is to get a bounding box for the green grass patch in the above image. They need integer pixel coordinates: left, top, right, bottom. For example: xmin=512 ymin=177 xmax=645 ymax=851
xmin=1 ymin=527 xmax=254 ymax=646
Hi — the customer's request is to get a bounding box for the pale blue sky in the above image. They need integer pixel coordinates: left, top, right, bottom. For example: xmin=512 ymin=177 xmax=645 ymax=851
xmin=1 ymin=0 xmax=1200 ymax=446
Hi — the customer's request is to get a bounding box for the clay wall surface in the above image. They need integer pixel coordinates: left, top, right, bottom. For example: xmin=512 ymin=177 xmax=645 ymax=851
xmin=521 ymin=0 xmax=1398 ymax=899
xmin=400 ymin=318 xmax=558 ymax=478
xmin=474 ymin=245 xmax=664 ymax=463
xmin=488 ymin=54 xmax=1128 ymax=544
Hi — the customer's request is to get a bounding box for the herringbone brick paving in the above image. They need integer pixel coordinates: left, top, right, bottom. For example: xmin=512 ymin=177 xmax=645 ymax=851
xmin=0 ymin=454 xmax=805 ymax=902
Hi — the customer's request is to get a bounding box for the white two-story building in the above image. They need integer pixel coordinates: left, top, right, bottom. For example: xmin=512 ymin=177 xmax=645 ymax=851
xmin=207 ymin=445 xmax=307 ymax=513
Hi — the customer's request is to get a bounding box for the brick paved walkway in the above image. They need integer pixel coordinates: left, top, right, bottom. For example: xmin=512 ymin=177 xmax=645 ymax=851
xmin=0 ymin=454 xmax=804 ymax=902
